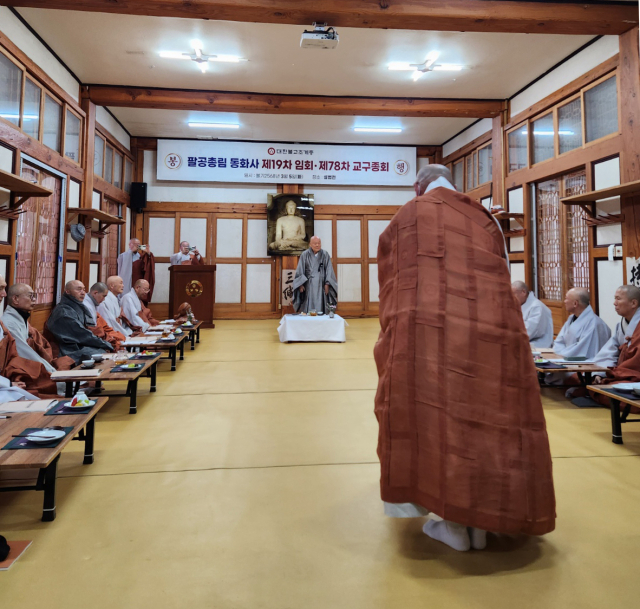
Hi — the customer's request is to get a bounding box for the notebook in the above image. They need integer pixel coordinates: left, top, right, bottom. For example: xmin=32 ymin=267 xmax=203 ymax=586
xmin=0 ymin=399 xmax=56 ymax=414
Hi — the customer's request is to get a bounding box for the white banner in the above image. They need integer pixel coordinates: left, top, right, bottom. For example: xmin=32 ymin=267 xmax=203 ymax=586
xmin=157 ymin=140 xmax=416 ymax=186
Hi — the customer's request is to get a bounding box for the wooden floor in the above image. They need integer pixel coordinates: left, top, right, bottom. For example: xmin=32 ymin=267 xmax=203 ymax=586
xmin=1 ymin=319 xmax=639 ymax=607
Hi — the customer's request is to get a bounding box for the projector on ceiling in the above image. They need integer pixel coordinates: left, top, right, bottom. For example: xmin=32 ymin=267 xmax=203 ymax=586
xmin=300 ymin=23 xmax=339 ymax=50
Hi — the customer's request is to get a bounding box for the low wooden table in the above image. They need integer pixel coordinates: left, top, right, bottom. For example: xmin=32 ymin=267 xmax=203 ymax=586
xmin=534 ymin=352 xmax=609 ymax=386
xmin=183 ymin=321 xmax=202 ymax=350
xmin=0 ymin=397 xmax=109 ymax=521
xmin=588 ymin=386 xmax=640 ymax=445
xmin=54 ymin=355 xmax=160 ymax=415
xmin=125 ymin=333 xmax=188 ymax=371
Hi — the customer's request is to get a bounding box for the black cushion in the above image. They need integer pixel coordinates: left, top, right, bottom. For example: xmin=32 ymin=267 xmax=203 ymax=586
xmin=0 ymin=535 xmax=10 ymax=562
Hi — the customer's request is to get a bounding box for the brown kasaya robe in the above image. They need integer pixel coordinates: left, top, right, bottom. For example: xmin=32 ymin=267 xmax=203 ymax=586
xmin=90 ymin=313 xmax=125 ymax=351
xmin=133 ymin=251 xmax=156 ymax=302
xmin=0 ymin=322 xmax=60 ymax=398
xmin=27 ymin=326 xmax=75 ymax=371
xmin=174 ymin=302 xmax=192 ymax=323
xmin=139 ymin=301 xmax=160 ymax=327
xmin=374 ymin=187 xmax=556 ymax=535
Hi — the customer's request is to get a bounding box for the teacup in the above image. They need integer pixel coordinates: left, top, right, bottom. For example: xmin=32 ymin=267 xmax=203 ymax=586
xmin=81 ymin=360 xmax=95 ymax=368
xmin=91 ymin=354 xmax=104 ymax=362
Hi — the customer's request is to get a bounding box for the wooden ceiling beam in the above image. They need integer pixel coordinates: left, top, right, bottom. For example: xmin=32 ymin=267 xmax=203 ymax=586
xmin=2 ymin=0 xmax=637 ymax=35
xmin=84 ymin=85 xmax=505 ymax=119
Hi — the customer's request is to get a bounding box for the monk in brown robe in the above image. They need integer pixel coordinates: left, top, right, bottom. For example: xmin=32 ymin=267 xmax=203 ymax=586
xmin=374 ymin=165 xmax=555 ymax=552
xmin=0 ymin=277 xmax=65 ymax=397
xmin=117 ymin=239 xmax=156 ymax=302
xmin=174 ymin=302 xmax=193 ymax=323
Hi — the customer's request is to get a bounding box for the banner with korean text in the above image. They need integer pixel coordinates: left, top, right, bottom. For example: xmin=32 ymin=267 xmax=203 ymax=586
xmin=157 ymin=140 xmax=416 ymax=186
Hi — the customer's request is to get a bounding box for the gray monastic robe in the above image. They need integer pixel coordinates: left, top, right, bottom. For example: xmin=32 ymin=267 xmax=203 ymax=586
xmin=117 ymin=250 xmax=140 ymax=299
xmin=594 ymin=308 xmax=640 ymax=368
xmin=82 ymin=294 xmax=99 ymax=326
xmin=553 ymin=305 xmax=611 ymax=358
xmin=292 ymin=248 xmax=338 ymax=314
xmin=2 ymin=306 xmax=55 ymax=373
xmin=98 ymin=291 xmax=133 ymax=337
xmin=46 ymin=293 xmax=113 ymax=363
xmin=522 ymin=292 xmax=554 ymax=348
xmin=121 ymin=288 xmax=150 ymax=332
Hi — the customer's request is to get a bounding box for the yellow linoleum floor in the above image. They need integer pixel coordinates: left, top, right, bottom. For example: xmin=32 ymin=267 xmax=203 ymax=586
xmin=1 ymin=319 xmax=640 ymax=608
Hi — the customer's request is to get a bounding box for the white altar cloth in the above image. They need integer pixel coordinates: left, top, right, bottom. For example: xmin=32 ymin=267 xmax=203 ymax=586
xmin=278 ymin=314 xmax=347 ymax=343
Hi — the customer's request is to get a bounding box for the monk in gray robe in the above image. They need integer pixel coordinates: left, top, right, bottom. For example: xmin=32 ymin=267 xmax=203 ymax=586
xmin=292 ymin=236 xmax=338 ymax=314
xmin=46 ymin=280 xmax=114 ymax=363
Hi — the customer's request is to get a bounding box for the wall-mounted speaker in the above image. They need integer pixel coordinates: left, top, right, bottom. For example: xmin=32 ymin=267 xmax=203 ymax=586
xmin=130 ymin=182 xmax=147 ymax=212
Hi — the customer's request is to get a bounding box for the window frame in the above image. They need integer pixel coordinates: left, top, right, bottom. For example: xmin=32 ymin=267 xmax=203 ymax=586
xmin=581 ymin=73 xmax=621 ymax=148
xmin=556 ymin=92 xmax=583 ymax=158
xmin=63 ymin=107 xmax=83 ymax=166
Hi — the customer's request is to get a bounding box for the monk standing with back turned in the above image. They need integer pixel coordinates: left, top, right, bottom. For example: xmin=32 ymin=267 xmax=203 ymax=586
xmin=374 ymin=165 xmax=556 ymax=551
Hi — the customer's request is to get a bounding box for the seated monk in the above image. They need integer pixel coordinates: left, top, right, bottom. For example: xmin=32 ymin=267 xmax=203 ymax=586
xmin=99 ymin=276 xmax=142 ymax=337
xmin=82 ymin=282 xmax=126 ymax=351
xmin=46 ymin=280 xmax=114 ymax=364
xmin=590 ymin=285 xmax=640 ymax=410
xmin=174 ymin=302 xmax=194 ymax=323
xmin=0 ymin=276 xmax=65 ymax=397
xmin=121 ymin=280 xmax=159 ymax=332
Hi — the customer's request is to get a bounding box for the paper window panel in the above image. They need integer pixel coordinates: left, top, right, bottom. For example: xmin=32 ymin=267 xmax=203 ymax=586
xmin=216 ymin=264 xmax=242 ymax=303
xmin=0 ymin=219 xmax=8 ymax=242
xmin=66 ymin=232 xmax=78 ymax=252
xmin=0 ymin=258 xmax=7 ymax=283
xmin=247 ymin=219 xmax=267 ymax=258
xmin=585 ymin=76 xmax=618 ymax=143
xmin=153 ymin=263 xmax=171 ymax=303
xmin=508 ymin=127 xmax=527 ymax=172
xmin=65 ymin=110 xmax=81 ymax=163
xmin=337 ymin=220 xmax=361 ymax=258
xmin=0 ymin=145 xmax=13 ymax=172
xmin=314 ymin=220 xmax=332 ymax=255
xmin=89 ymin=262 xmax=99 ymax=288
xmin=507 ymin=188 xmax=524 ymax=251
xmin=478 ymin=145 xmax=492 ymax=185
xmin=452 ymin=161 xmax=464 ymax=192
xmin=532 ymin=113 xmax=554 ymax=165
xmin=481 ymin=196 xmax=493 ymax=211
xmin=23 ymin=79 xmax=41 ymax=140
xmin=68 ymin=179 xmax=80 ymax=208
xmin=94 ymin=135 xmax=104 ymax=177
xmin=558 ymin=98 xmax=583 ymax=155
xmin=92 ymin=190 xmax=101 ymax=210
xmin=65 ymin=262 xmax=77 ymax=283
xmin=510 ymin=262 xmax=526 ymax=284
xmin=594 ymin=157 xmax=622 ymax=245
xmin=368 ymin=220 xmax=390 ymax=259
xmin=148 ymin=217 xmax=176 ymax=257
xmin=42 ymin=96 xmax=62 ymax=153
xmin=369 ymin=263 xmax=379 ymax=303
xmin=91 ymin=219 xmax=100 ymax=254
xmin=597 ymin=259 xmax=623 ymax=332
xmin=0 ymin=53 xmax=21 ymax=127
xmin=216 ymin=219 xmax=243 ymax=258
xmin=338 ymin=264 xmax=362 ymax=302
xmin=246 ymin=264 xmax=272 ymax=303
xmin=180 ymin=217 xmax=208 ymax=257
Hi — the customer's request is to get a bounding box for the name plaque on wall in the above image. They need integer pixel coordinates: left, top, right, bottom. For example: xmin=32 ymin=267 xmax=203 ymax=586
xmin=157 ymin=140 xmax=416 ymax=186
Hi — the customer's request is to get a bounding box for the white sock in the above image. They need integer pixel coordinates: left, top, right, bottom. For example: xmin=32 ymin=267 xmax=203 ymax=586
xmin=468 ymin=527 xmax=487 ymax=550
xmin=423 ymin=519 xmax=470 ymax=551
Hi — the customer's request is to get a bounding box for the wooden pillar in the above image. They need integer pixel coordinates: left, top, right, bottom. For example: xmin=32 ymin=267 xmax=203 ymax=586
xmin=79 ymin=94 xmax=96 ymax=288
xmin=491 ymin=112 xmax=505 ymax=209
xmin=620 ymin=26 xmax=640 ymax=275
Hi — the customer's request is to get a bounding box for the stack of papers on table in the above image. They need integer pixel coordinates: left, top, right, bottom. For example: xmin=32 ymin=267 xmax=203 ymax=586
xmin=0 ymin=399 xmax=56 ymax=414
xmin=124 ymin=337 xmax=158 ymax=345
xmin=51 ymin=369 xmax=103 ymax=379
xmin=553 ymin=360 xmax=596 ymax=365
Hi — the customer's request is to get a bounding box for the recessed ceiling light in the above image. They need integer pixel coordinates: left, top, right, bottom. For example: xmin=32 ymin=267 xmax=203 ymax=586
xmin=189 ymin=122 xmax=240 ymax=129
xmin=388 ymin=51 xmax=464 ymax=79
xmin=354 ymin=127 xmax=402 ymax=133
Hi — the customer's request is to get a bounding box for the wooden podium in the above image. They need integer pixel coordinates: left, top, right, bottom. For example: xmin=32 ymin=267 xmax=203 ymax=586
xmin=169 ymin=264 xmax=217 ymax=328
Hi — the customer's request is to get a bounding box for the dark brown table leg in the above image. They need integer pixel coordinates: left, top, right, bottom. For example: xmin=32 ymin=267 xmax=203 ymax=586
xmin=150 ymin=362 xmax=157 ymax=392
xmin=40 ymin=455 xmax=60 ymax=522
xmin=83 ymin=416 xmax=95 ymax=464
xmin=610 ymin=398 xmax=623 ymax=444
xmin=128 ymin=378 xmax=139 ymax=414
xmin=179 ymin=338 xmax=185 ymax=361
xmin=190 ymin=330 xmax=196 ymax=350
xmin=171 ymin=347 xmax=176 ymax=371
xmin=65 ymin=382 xmax=73 ymax=398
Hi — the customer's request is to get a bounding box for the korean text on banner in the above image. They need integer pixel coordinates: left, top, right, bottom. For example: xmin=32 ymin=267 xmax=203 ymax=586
xmin=157 ymin=140 xmax=416 ymax=187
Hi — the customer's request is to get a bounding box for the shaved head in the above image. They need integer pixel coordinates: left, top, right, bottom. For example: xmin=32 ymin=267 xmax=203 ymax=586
xmin=414 ymin=164 xmax=454 ymax=197
xmin=614 ymin=285 xmax=640 ymax=321
xmin=6 ymin=283 xmax=31 ymax=300
xmin=310 ymin=236 xmax=322 ymax=253
xmin=65 ymin=280 xmax=86 ymax=302
xmin=618 ymin=285 xmax=640 ymax=302
xmin=511 ymin=281 xmax=530 ymax=306
xmin=90 ymin=282 xmax=108 ymax=295
xmin=568 ymin=287 xmax=591 ymax=307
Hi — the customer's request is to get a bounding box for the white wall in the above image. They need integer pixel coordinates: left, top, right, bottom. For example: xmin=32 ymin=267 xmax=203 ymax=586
xmin=96 ymin=106 xmax=131 ymax=151
xmin=510 ymin=36 xmax=619 ymax=118
xmin=0 ymin=7 xmax=80 ymax=102
xmin=442 ymin=118 xmax=492 ymax=159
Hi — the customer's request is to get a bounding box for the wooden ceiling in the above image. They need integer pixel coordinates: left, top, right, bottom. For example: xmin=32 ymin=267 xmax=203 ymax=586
xmin=1 ymin=0 xmax=638 ymax=36
xmin=84 ymin=85 xmax=506 ymax=119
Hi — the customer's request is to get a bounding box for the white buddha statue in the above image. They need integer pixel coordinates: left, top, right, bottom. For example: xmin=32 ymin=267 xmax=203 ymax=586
xmin=269 ymin=200 xmax=308 ymax=252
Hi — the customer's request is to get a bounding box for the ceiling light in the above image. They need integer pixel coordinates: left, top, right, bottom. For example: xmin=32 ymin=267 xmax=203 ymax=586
xmin=388 ymin=51 xmax=464 ymax=79
xmin=159 ymin=51 xmax=190 ymax=60
xmin=354 ymin=127 xmax=402 ymax=133
xmin=189 ymin=122 xmax=240 ymax=129
xmin=159 ymin=43 xmax=247 ymax=71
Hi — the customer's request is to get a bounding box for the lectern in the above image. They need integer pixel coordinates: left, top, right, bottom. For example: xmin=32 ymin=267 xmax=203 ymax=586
xmin=169 ymin=264 xmax=217 ymax=328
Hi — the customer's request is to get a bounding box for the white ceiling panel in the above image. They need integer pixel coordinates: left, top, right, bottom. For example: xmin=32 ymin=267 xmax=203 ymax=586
xmin=107 ymin=107 xmax=476 ymax=145
xmin=17 ymin=9 xmax=595 ymax=100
